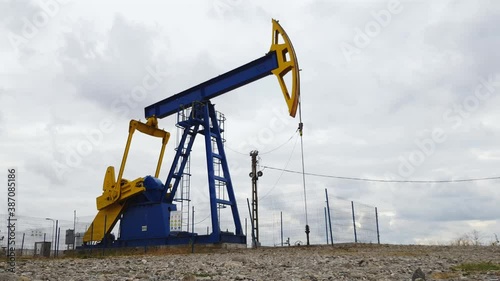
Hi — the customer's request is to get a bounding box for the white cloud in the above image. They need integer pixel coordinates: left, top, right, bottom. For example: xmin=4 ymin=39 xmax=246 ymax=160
xmin=1 ymin=0 xmax=499 ymax=245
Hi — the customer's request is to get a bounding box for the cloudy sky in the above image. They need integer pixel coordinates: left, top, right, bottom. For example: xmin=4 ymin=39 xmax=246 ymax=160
xmin=1 ymin=0 xmax=500 ymax=246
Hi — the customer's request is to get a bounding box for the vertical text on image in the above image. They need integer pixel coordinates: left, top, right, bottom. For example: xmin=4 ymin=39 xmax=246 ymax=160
xmin=6 ymin=168 xmax=17 ymax=272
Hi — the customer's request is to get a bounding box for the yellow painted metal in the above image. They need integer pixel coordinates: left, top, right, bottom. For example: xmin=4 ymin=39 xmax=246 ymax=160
xmin=83 ymin=196 xmax=125 ymax=243
xmin=134 ymin=117 xmax=170 ymax=178
xmin=269 ymin=19 xmax=301 ymax=118
xmin=95 ymin=117 xmax=169 ymax=210
xmin=84 ymin=117 xmax=170 ymax=243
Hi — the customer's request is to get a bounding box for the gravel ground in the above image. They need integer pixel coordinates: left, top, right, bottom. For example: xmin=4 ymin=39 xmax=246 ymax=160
xmin=1 ymin=244 xmax=500 ymax=280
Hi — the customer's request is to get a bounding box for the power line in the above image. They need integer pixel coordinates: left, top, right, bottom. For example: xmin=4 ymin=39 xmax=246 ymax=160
xmin=224 ymin=131 xmax=297 ymax=156
xmin=261 ymin=166 xmax=500 ymax=183
xmin=260 ymin=131 xmax=297 ymax=155
xmin=260 ymin=134 xmax=300 ymax=201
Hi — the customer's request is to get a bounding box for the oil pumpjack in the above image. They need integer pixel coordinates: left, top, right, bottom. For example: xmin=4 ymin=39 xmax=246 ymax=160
xmin=82 ymin=19 xmax=300 ymax=247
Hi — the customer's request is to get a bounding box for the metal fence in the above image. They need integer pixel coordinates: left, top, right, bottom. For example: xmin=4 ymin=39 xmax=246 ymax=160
xmin=1 ymin=188 xmax=379 ymax=254
xmin=244 ymin=187 xmax=380 ymax=247
xmin=0 ymin=214 xmax=92 ymax=257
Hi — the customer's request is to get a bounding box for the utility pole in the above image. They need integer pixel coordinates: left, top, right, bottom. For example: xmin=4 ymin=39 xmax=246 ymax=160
xmin=249 ymin=150 xmax=262 ymax=247
xmin=246 ymin=198 xmax=257 ymax=248
xmin=351 ymin=201 xmax=357 ymax=243
xmin=375 ymin=207 xmax=380 ymax=244
xmin=280 ymin=211 xmax=283 ymax=247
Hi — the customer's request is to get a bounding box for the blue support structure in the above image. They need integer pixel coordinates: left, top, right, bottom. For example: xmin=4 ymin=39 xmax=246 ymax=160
xmin=145 ymin=51 xmax=278 ymax=119
xmin=162 ymin=101 xmax=243 ymax=244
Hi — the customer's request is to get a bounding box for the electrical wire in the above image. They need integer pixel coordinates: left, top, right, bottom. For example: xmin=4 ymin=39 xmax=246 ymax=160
xmin=194 ymin=213 xmax=211 ymax=225
xmin=261 ymin=166 xmax=500 ymax=183
xmin=260 ymin=134 xmax=300 ymax=201
xmin=260 ymin=131 xmax=298 ymax=155
xmin=224 ymin=131 xmax=298 ymax=156
xmin=224 ymin=145 xmax=248 ymax=156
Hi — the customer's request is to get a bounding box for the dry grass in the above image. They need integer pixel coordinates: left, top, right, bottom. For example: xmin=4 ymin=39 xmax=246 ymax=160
xmin=431 ymin=271 xmax=461 ymax=279
xmin=452 ymin=262 xmax=500 ymax=272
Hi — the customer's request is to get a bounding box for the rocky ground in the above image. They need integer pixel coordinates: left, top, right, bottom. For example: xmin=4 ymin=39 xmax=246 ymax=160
xmin=1 ymin=244 xmax=500 ymax=280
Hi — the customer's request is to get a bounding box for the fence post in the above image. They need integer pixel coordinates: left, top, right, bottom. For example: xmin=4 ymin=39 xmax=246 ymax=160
xmin=21 ymin=233 xmax=25 ymax=256
xmin=73 ymin=210 xmax=76 ymax=250
xmin=375 ymin=207 xmax=380 ymax=244
xmin=280 ymin=211 xmax=283 ymax=247
xmin=54 ymin=220 xmax=59 ymax=257
xmin=56 ymin=227 xmax=61 ymax=257
xmin=351 ymin=201 xmax=357 ymax=243
xmin=192 ymin=206 xmax=195 ymax=235
xmin=324 ymin=207 xmax=329 ymax=245
xmin=325 ymin=189 xmax=333 ymax=245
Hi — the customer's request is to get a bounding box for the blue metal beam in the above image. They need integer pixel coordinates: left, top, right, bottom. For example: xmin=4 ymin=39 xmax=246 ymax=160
xmin=144 ymin=51 xmax=278 ymax=119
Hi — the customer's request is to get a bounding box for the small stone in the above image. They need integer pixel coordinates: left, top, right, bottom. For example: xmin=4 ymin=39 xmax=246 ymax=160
xmin=412 ymin=267 xmax=426 ymax=281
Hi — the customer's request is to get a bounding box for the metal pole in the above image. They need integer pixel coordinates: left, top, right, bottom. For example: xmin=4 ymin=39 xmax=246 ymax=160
xmin=45 ymin=218 xmax=55 ymax=256
xmin=21 ymin=233 xmax=25 ymax=256
xmin=56 ymin=227 xmax=61 ymax=257
xmin=192 ymin=206 xmax=195 ymax=235
xmin=375 ymin=207 xmax=380 ymax=244
xmin=73 ymin=210 xmax=76 ymax=250
xmin=246 ymin=198 xmax=256 ymax=248
xmin=280 ymin=211 xmax=283 ymax=247
xmin=244 ymin=218 xmax=247 ymax=246
xmin=118 ymin=217 xmax=121 ymax=240
xmin=52 ymin=222 xmax=55 ymax=255
xmin=325 ymin=189 xmax=333 ymax=244
xmin=297 ymin=103 xmax=309 ymax=246
xmin=324 ymin=207 xmax=329 ymax=245
xmin=250 ymin=150 xmax=260 ymax=244
xmin=351 ymin=201 xmax=357 ymax=243
xmin=54 ymin=220 xmax=59 ymax=257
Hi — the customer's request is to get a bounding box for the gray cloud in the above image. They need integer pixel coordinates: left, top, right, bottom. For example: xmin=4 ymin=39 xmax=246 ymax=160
xmin=58 ymin=15 xmax=171 ymax=119
xmin=1 ymin=0 xmax=499 ymax=245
